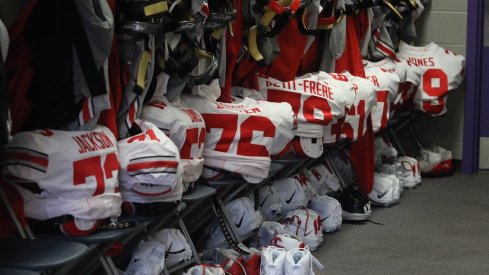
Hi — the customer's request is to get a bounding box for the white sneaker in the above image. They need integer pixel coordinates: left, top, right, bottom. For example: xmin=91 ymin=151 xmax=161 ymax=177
xmin=271 ymin=177 xmax=309 ymax=215
xmin=305 ymin=164 xmax=342 ymax=196
xmin=417 ymin=148 xmax=443 ymax=176
xmin=397 ymin=156 xmax=421 ymax=188
xmin=183 ymin=264 xmax=225 ymax=275
xmin=284 ymin=247 xmax=324 ymax=275
xmin=310 ymin=195 xmax=342 ymax=233
xmin=227 ymin=197 xmax=264 ymax=237
xmin=282 ymin=208 xmax=323 ymax=251
xmin=205 ymin=220 xmax=226 ymax=248
xmin=126 ymin=238 xmax=166 ymax=275
xmin=259 ymin=185 xmax=283 ymax=220
xmin=258 ymin=222 xmax=286 ymax=248
xmin=292 ymin=172 xmax=319 ymax=201
xmin=152 ymin=228 xmax=192 ymax=269
xmin=369 ymin=173 xmax=396 ymax=207
xmin=271 ymin=234 xmax=305 ymax=251
xmin=260 ymin=246 xmax=286 ymax=275
xmin=382 ymin=173 xmax=401 ymax=202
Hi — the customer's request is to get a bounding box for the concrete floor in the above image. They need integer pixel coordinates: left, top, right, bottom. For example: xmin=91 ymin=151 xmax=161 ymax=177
xmin=313 ymin=173 xmax=489 ymax=274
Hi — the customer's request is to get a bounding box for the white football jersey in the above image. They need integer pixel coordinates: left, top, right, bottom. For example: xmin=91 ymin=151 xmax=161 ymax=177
xmin=141 ymin=97 xmax=206 ymax=183
xmin=313 ymin=72 xmax=356 ymax=145
xmin=118 ymin=120 xmax=183 ymax=203
xmin=180 ymin=94 xmax=295 ymax=183
xmin=363 ymin=60 xmax=401 ymax=132
xmin=395 ymin=59 xmax=423 ymax=109
xmin=396 ymin=41 xmax=465 ymax=115
xmin=257 ymin=74 xmax=350 ymax=156
xmin=3 ymin=125 xmax=121 ymax=221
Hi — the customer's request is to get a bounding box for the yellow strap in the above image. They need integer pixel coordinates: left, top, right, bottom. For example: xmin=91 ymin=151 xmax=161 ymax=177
xmin=136 ymin=51 xmax=151 ymax=91
xmin=144 ymin=1 xmax=168 ymax=16
xmin=260 ymin=10 xmax=276 ymax=26
xmin=248 ymin=26 xmax=264 ymax=62
xmin=211 ymin=28 xmax=225 ymax=40
xmin=383 ymin=1 xmax=403 ymax=20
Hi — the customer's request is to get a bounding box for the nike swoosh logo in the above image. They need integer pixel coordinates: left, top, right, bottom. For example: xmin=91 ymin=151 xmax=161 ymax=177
xmin=259 ymin=194 xmax=270 ymax=208
xmin=377 ymin=190 xmax=389 ymax=198
xmin=235 ymin=212 xmax=245 ymax=228
xmin=320 ymin=215 xmax=331 ymax=222
xmin=133 ymin=258 xmax=141 ymax=263
xmin=285 ymin=190 xmax=297 ymax=204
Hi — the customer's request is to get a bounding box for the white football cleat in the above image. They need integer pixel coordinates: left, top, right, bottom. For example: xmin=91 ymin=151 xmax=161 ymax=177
xmin=417 ymin=148 xmax=443 ymax=177
xmin=183 ymin=264 xmax=226 ymax=275
xmin=226 ymin=197 xmax=264 ymax=237
xmin=152 ymin=228 xmax=192 ymax=269
xmin=382 ymin=173 xmax=401 ymax=202
xmin=369 ymin=173 xmax=396 ymax=207
xmin=282 ymin=208 xmax=323 ymax=251
xmin=397 ymin=156 xmax=421 ymax=189
xmin=272 ymin=177 xmax=309 ymax=215
xmin=305 ymin=164 xmax=342 ymax=196
xmin=260 ymin=246 xmax=286 ymax=275
xmin=271 ymin=234 xmax=305 ymax=251
xmin=205 ymin=220 xmax=226 ymax=248
xmin=126 ymin=238 xmax=166 ymax=275
xmin=258 ymin=222 xmax=286 ymax=248
xmin=259 ymin=185 xmax=283 ymax=220
xmin=310 ymin=195 xmax=342 ymax=233
xmin=284 ymin=247 xmax=324 ymax=275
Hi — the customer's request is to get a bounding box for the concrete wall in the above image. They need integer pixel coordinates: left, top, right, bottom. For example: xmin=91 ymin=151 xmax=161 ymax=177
xmin=413 ymin=0 xmax=467 ymax=160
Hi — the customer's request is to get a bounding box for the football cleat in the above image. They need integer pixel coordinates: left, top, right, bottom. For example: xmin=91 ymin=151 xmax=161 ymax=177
xmin=243 ymin=248 xmax=261 ymax=275
xmin=382 ymin=173 xmax=401 ymax=202
xmin=284 ymin=247 xmax=324 ymax=275
xmin=205 ymin=219 xmax=226 ymax=248
xmin=369 ymin=173 xmax=396 ymax=207
xmin=258 ymin=222 xmax=286 ymax=248
xmin=271 ymin=234 xmax=305 ymax=251
xmin=183 ymin=264 xmax=226 ymax=275
xmin=417 ymin=148 xmax=444 ymax=177
xmin=126 ymin=238 xmax=166 ymax=275
xmin=396 ymin=156 xmax=421 ymax=189
xmin=214 ymin=248 xmax=246 ymax=275
xmin=337 ymin=185 xmax=372 ymax=221
xmin=259 ymin=185 xmax=283 ymax=220
xmin=429 ymin=146 xmax=454 ymax=175
xmin=305 ymin=164 xmax=342 ymax=196
xmin=309 ymin=195 xmax=342 ymax=233
xmin=260 ymin=246 xmax=286 ymax=275
xmin=152 ymin=228 xmax=192 ymax=269
xmin=226 ymin=197 xmax=264 ymax=237
xmin=272 ymin=177 xmax=309 ymax=215
xmin=282 ymin=208 xmax=323 ymax=251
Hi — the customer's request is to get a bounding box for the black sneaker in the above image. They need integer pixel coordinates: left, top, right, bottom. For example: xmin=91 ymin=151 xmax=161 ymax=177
xmin=337 ymin=185 xmax=372 ymax=221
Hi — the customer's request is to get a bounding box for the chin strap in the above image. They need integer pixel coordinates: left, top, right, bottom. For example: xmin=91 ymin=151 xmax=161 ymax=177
xmin=296 ymin=0 xmax=345 ymax=35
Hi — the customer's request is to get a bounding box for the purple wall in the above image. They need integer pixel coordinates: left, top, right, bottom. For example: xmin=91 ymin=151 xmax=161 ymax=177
xmin=462 ymin=0 xmax=484 ymax=173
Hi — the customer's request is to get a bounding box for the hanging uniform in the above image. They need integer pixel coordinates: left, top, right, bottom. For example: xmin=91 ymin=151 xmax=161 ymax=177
xmin=256 ymin=73 xmax=350 ymax=158
xmin=363 ymin=60 xmax=401 ymax=132
xmin=141 ymin=97 xmax=206 ymax=185
xmin=181 ymin=94 xmax=295 ymax=183
xmin=2 ymin=125 xmax=121 ymax=222
xmin=335 ymin=14 xmax=375 ymax=194
xmin=118 ymin=120 xmax=183 ymax=203
xmin=396 ymin=41 xmax=465 ymax=115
